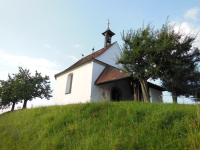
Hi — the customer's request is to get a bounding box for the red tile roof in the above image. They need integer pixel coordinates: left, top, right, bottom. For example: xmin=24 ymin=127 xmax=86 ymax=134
xmin=95 ymin=65 xmax=131 ymax=84
xmin=55 ymin=42 xmax=117 ymax=78
xmin=95 ymin=65 xmax=166 ymax=91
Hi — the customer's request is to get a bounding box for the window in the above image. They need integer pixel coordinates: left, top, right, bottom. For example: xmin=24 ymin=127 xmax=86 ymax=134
xmin=65 ymin=73 xmax=73 ymax=94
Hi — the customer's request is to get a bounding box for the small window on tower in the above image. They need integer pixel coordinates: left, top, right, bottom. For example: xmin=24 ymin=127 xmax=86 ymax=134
xmin=65 ymin=73 xmax=73 ymax=94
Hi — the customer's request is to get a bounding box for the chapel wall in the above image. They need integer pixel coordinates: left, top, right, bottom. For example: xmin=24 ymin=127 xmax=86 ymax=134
xmin=53 ymin=61 xmax=93 ymax=105
xmin=149 ymin=88 xmax=163 ymax=103
xmin=90 ymin=61 xmax=106 ymax=102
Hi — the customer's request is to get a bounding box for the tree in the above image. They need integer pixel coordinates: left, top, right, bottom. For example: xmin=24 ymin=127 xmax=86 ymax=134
xmin=182 ymin=67 xmax=200 ymax=102
xmin=161 ymin=67 xmax=200 ymax=103
xmin=0 ymin=75 xmax=20 ymax=111
xmin=159 ymin=27 xmax=200 ymax=103
xmin=11 ymin=67 xmax=53 ymax=109
xmin=0 ymin=80 xmax=11 ymax=110
xmin=116 ymin=18 xmax=200 ymax=103
xmin=116 ymin=19 xmax=177 ymax=102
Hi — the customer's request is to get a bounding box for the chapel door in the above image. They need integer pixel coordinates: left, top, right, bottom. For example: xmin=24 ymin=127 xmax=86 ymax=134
xmin=111 ymin=88 xmax=120 ymax=101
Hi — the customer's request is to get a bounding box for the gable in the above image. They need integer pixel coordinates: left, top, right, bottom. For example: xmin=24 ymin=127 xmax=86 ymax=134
xmin=95 ymin=42 xmax=121 ymax=68
xmin=54 ymin=42 xmax=117 ymax=79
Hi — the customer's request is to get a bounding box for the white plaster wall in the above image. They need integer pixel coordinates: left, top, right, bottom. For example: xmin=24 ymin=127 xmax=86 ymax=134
xmin=149 ymin=88 xmax=163 ymax=103
xmin=90 ymin=61 xmax=106 ymax=102
xmin=95 ymin=42 xmax=122 ymax=68
xmin=53 ymin=61 xmax=93 ymax=105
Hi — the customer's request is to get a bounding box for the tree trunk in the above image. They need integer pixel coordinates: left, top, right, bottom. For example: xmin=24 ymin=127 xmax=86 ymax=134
xmin=23 ymin=100 xmax=27 ymax=109
xmin=172 ymin=89 xmax=177 ymax=103
xmin=11 ymin=102 xmax=15 ymax=111
xmin=139 ymin=78 xmax=150 ymax=102
xmin=195 ymin=91 xmax=197 ymax=104
xmin=133 ymin=83 xmax=139 ymax=101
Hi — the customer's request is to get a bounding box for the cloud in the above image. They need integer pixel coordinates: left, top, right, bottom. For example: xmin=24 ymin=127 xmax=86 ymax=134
xmin=171 ymin=21 xmax=200 ymax=48
xmin=184 ymin=7 xmax=200 ymax=21
xmin=44 ymin=44 xmax=51 ymax=48
xmin=171 ymin=21 xmax=195 ymax=34
xmin=52 ymin=49 xmax=62 ymax=56
xmin=0 ymin=50 xmax=59 ymax=81
xmin=74 ymin=44 xmax=83 ymax=49
xmin=170 ymin=20 xmax=200 ymax=55
xmin=1 ymin=71 xmax=9 ymax=81
xmin=66 ymin=55 xmax=78 ymax=62
xmin=0 ymin=50 xmax=61 ymax=108
xmin=51 ymin=49 xmax=79 ymax=62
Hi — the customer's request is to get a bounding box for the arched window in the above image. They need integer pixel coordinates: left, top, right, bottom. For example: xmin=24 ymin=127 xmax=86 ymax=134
xmin=65 ymin=73 xmax=73 ymax=94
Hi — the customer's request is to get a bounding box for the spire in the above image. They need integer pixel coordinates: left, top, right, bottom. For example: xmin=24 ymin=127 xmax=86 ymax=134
xmin=107 ymin=19 xmax=110 ymax=29
xmin=102 ymin=19 xmax=115 ymax=48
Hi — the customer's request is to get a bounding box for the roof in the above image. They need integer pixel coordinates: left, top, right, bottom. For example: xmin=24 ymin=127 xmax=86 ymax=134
xmin=95 ymin=65 xmax=131 ymax=84
xmin=54 ymin=42 xmax=117 ymax=78
xmin=95 ymin=65 xmax=166 ymax=91
xmin=102 ymin=27 xmax=115 ymax=36
xmin=147 ymin=82 xmax=166 ymax=91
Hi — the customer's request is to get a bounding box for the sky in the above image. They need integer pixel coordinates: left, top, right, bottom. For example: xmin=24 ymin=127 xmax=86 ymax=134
xmin=0 ymin=0 xmax=200 ymax=112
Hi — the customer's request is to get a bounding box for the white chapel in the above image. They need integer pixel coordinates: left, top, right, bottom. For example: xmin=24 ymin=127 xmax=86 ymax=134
xmin=53 ymin=22 xmax=165 ymax=105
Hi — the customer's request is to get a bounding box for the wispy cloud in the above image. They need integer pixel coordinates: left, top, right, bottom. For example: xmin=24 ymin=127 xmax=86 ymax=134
xmin=44 ymin=44 xmax=51 ymax=48
xmin=52 ymin=49 xmax=62 ymax=56
xmin=171 ymin=21 xmax=195 ymax=34
xmin=1 ymin=70 xmax=9 ymax=81
xmin=51 ymin=49 xmax=78 ymax=62
xmin=66 ymin=55 xmax=78 ymax=62
xmin=74 ymin=44 xmax=83 ymax=49
xmin=0 ymin=50 xmax=59 ymax=81
xmin=184 ymin=7 xmax=200 ymax=21
xmin=170 ymin=21 xmax=200 ymax=53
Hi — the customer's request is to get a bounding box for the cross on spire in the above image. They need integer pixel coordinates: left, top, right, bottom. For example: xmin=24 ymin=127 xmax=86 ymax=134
xmin=107 ymin=19 xmax=110 ymax=28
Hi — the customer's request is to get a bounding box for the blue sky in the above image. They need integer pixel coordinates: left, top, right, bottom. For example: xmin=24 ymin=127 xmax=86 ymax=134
xmin=0 ymin=0 xmax=200 ymax=110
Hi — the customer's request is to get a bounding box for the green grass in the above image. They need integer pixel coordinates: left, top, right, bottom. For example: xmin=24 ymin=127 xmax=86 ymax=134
xmin=0 ymin=101 xmax=200 ymax=150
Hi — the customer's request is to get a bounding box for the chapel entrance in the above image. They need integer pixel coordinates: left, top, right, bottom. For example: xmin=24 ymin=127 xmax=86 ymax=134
xmin=111 ymin=87 xmax=121 ymax=101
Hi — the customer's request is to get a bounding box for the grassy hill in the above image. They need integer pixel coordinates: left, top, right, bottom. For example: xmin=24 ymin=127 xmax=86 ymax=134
xmin=0 ymin=101 xmax=200 ymax=150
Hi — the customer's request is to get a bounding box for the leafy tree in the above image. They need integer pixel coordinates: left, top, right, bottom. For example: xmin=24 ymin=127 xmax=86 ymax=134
xmin=116 ymin=18 xmax=200 ymax=103
xmin=159 ymin=28 xmax=200 ymax=103
xmin=0 ymin=76 xmax=20 ymax=111
xmin=0 ymin=80 xmax=11 ymax=110
xmin=116 ymin=19 xmax=177 ymax=102
xmin=182 ymin=68 xmax=200 ymax=102
xmin=161 ymin=67 xmax=200 ymax=103
xmin=12 ymin=67 xmax=53 ymax=109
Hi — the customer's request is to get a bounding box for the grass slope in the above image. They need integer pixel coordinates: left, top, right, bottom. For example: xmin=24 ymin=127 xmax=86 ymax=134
xmin=0 ymin=101 xmax=200 ymax=150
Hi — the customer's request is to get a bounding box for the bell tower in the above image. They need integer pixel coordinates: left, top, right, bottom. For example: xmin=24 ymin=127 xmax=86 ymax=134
xmin=102 ymin=19 xmax=115 ymax=48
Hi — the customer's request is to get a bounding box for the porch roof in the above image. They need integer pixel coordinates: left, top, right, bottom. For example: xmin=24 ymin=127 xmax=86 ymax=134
xmin=94 ymin=65 xmax=166 ymax=91
xmin=94 ymin=65 xmax=131 ymax=84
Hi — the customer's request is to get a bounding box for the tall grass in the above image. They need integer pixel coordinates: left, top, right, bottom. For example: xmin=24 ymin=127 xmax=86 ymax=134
xmin=0 ymin=101 xmax=200 ymax=150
